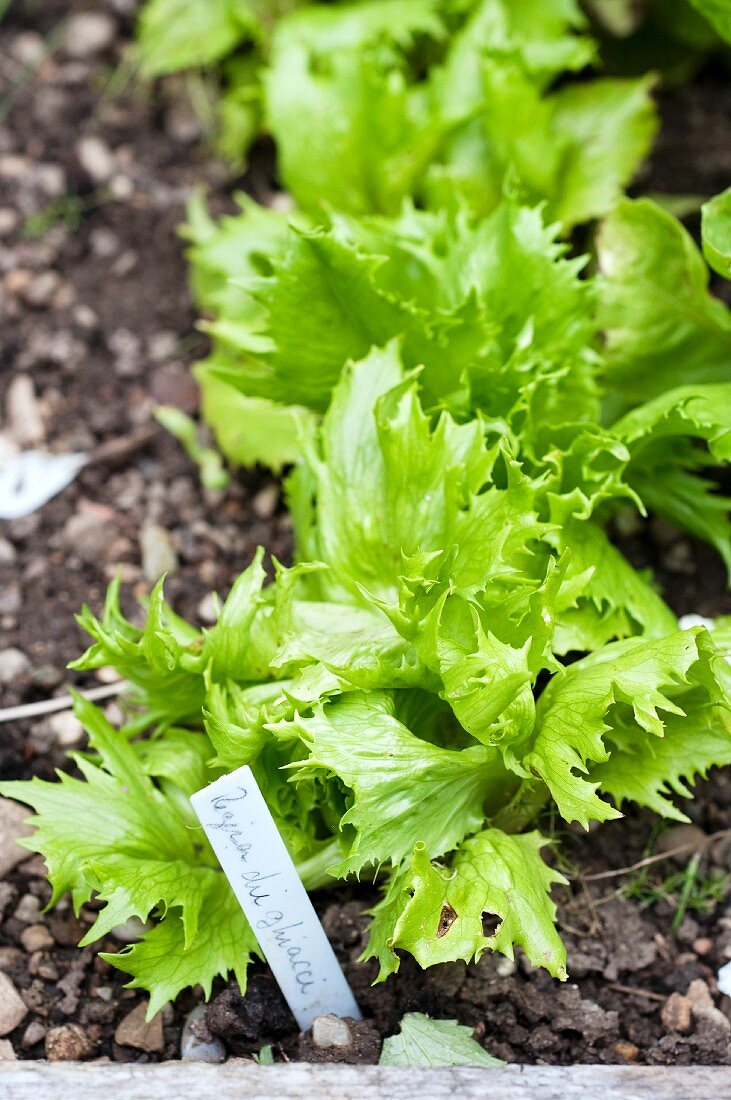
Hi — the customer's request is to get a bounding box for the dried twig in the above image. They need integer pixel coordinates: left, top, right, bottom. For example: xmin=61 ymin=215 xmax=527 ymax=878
xmin=607 ymin=982 xmax=666 ymax=1003
xmin=577 ymin=829 xmax=731 ymax=883
xmin=0 ymin=682 xmax=127 ymax=725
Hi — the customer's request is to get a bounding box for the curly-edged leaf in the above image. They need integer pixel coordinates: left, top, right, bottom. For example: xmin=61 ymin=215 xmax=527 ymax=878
xmin=688 ymin=0 xmax=731 ymax=42
xmin=702 ymin=187 xmax=731 ymax=279
xmin=277 ymin=692 xmax=516 ymax=876
xmin=595 ymin=699 xmax=731 ymax=823
xmin=266 ymin=0 xmax=449 ymax=215
xmin=102 ymin=874 xmax=259 ymax=1017
xmin=0 ymin=698 xmax=203 ymax=910
xmin=614 ymin=383 xmax=731 ymax=572
xmin=71 ymin=577 xmax=205 ymax=727
xmin=210 ymin=225 xmax=418 ymax=410
xmin=380 ymin=1012 xmax=503 ymax=1067
xmin=81 ymin=856 xmax=218 ymax=948
xmin=136 ymin=0 xmax=257 ymax=76
xmin=525 ymin=630 xmax=710 ymax=827
xmin=366 ymin=830 xmax=567 ymax=980
xmin=196 ymin=368 xmax=314 ymax=471
xmin=548 ymin=76 xmax=657 ymax=228
xmin=591 ymin=626 xmax=731 ymax=820
xmin=548 ymin=519 xmax=678 ymax=653
xmin=293 ymin=342 xmax=499 ymax=603
xmin=597 ymin=198 xmax=731 ymax=412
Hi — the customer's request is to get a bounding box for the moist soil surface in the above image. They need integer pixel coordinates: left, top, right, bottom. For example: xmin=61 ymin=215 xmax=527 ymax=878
xmin=1 ymin=0 xmax=731 ymax=1069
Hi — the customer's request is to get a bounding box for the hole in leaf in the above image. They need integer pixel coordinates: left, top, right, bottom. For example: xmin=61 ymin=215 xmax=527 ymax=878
xmin=482 ymin=911 xmax=503 ymax=938
xmin=437 ymin=902 xmax=457 ymax=937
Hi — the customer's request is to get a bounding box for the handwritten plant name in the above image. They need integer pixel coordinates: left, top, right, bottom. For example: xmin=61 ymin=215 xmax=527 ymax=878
xmin=207 ymin=786 xmax=316 ymax=995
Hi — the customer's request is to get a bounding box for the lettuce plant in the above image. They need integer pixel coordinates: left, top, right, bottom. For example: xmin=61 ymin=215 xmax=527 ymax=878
xmin=4 ymin=297 xmax=731 ymax=1011
xmin=135 ymin=0 xmax=656 ymax=216
xmin=3 ymin=0 xmax=729 ymax=1026
xmin=189 ymin=193 xmax=731 ymax=578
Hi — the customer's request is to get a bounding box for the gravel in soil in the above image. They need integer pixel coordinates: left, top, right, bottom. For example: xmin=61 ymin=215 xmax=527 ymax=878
xmin=2 ymin=0 xmax=731 ymax=1069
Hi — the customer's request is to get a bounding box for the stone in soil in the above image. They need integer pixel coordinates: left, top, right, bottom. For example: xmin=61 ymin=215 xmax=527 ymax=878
xmin=114 ymin=1001 xmax=165 ymax=1053
xmin=47 ymin=710 xmax=85 ymax=748
xmin=180 ymin=1005 xmax=226 ymax=1063
xmin=19 ymin=924 xmax=54 ymax=953
xmin=0 ymin=798 xmax=33 ymax=878
xmin=140 ymin=522 xmax=178 ymax=581
xmin=661 ymin=991 xmax=693 ymax=1034
xmin=298 ymin=1016 xmax=381 ymax=1065
xmin=312 ymin=1014 xmax=353 ymax=1049
xmin=45 ymin=1023 xmax=97 ymax=1062
xmin=62 ymin=12 xmax=116 ymax=58
xmin=0 ymin=647 xmax=30 ymax=685
xmin=0 ymin=972 xmax=28 ymax=1036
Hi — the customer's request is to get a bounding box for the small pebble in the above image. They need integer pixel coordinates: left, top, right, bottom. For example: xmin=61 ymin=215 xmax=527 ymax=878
xmin=6 ymin=374 xmax=44 ymax=445
xmin=14 ymin=894 xmax=42 ymax=923
xmin=0 ymin=948 xmax=22 ymax=974
xmin=147 ymin=330 xmax=178 ymax=362
xmin=0 ymin=797 xmax=33 ymax=879
xmin=47 ymin=710 xmax=85 ymax=748
xmin=140 ymin=523 xmax=178 ymax=582
xmin=45 ymin=1023 xmax=97 ymax=1062
xmin=20 ymin=924 xmax=54 ymax=953
xmin=11 ymin=32 xmax=44 ymax=65
xmin=21 ymin=270 xmax=62 ymax=309
xmin=114 ymin=1002 xmax=164 ymax=1053
xmin=196 ymin=592 xmax=218 ymax=624
xmin=611 ymin=1040 xmax=639 ymax=1063
xmin=661 ymin=991 xmax=693 ymax=1034
xmin=252 ymin=484 xmax=280 ymax=520
xmin=654 ymin=824 xmax=706 ymax=863
xmin=20 ymin=1021 xmax=46 ymax=1049
xmin=180 ymin=1005 xmax=226 ymax=1063
xmin=76 ymin=135 xmax=115 ymax=182
xmin=0 ymin=647 xmax=30 ymax=684
xmin=0 ymin=973 xmax=28 ymax=1036
xmin=0 ymin=583 xmax=21 ymax=617
xmin=34 ymin=163 xmax=66 ymax=198
xmin=63 ymin=12 xmax=116 ymax=57
xmin=0 ymin=538 xmax=16 ymax=565
xmin=110 ymin=916 xmax=149 ymax=944
xmin=312 ymin=1015 xmax=353 ymax=1049
xmin=678 ymin=613 xmax=715 ymax=631
xmin=0 ymin=208 xmax=18 ymax=238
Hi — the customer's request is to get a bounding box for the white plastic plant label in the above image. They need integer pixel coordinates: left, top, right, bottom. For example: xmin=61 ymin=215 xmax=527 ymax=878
xmin=190 ymin=764 xmax=361 ymax=1030
xmin=0 ymin=450 xmax=87 ymax=519
xmin=718 ymin=960 xmax=731 ymax=998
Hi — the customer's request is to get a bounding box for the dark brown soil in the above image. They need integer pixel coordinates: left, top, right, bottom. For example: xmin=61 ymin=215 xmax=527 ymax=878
xmin=1 ymin=0 xmax=731 ymax=1070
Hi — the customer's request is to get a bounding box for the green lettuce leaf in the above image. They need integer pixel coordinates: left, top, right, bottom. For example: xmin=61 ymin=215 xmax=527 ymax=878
xmin=136 ymin=0 xmax=257 ymax=76
xmin=367 ymin=829 xmax=567 ymax=979
xmin=525 ymin=628 xmax=724 ymax=826
xmin=688 ymin=0 xmax=731 ymax=41
xmin=614 ymin=383 xmax=731 ymax=573
xmin=597 ymin=198 xmax=731 ymax=413
xmin=0 ymin=697 xmax=260 ymax=1015
xmin=702 ymin=187 xmax=731 ymax=279
xmin=102 ymin=874 xmax=258 ymax=1018
xmin=380 ymin=1012 xmax=503 ymax=1067
xmin=277 ymin=691 xmax=515 ymax=876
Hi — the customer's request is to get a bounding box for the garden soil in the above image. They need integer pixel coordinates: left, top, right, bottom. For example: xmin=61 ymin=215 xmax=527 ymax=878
xmin=2 ymin=0 xmax=731 ymax=1069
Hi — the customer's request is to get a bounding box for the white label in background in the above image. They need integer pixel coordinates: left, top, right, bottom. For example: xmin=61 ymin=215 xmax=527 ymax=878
xmin=190 ymin=764 xmax=361 ymax=1030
